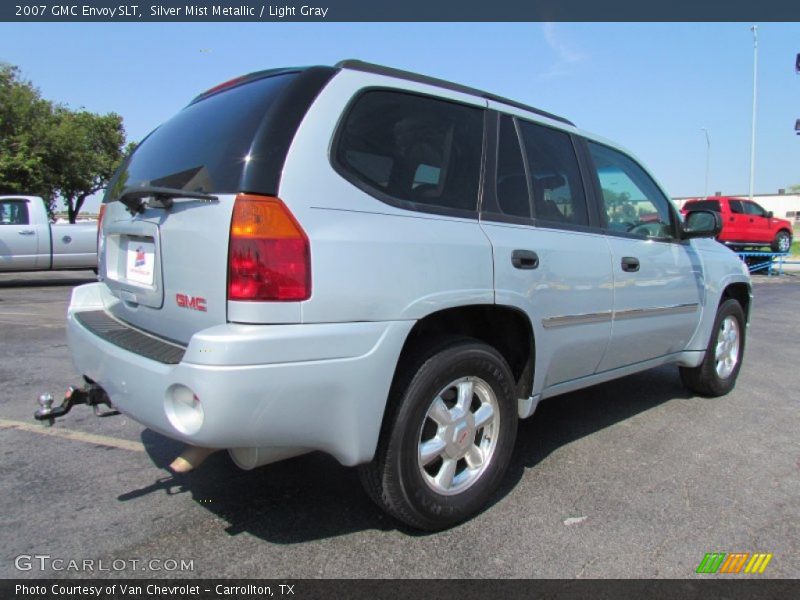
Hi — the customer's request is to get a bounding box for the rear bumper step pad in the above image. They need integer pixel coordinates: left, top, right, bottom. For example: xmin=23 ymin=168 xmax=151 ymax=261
xmin=74 ymin=310 xmax=186 ymax=364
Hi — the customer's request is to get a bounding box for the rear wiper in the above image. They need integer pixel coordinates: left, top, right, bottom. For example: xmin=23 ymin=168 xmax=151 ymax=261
xmin=115 ymin=186 xmax=218 ymax=215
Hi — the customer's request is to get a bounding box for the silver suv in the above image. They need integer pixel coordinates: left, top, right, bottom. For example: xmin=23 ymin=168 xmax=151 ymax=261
xmin=66 ymin=60 xmax=750 ymax=530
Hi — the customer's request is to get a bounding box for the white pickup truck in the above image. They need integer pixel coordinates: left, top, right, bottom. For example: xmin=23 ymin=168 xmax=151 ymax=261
xmin=0 ymin=195 xmax=97 ymax=272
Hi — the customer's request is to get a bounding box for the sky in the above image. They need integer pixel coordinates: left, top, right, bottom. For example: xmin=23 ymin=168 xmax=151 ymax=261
xmin=1 ymin=22 xmax=798 ymax=212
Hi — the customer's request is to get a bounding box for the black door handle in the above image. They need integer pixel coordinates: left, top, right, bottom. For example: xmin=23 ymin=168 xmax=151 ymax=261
xmin=621 ymin=256 xmax=640 ymax=272
xmin=511 ymin=249 xmax=539 ymax=270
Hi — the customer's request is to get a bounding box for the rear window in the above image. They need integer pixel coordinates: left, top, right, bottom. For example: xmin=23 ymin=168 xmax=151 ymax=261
xmin=334 ymin=90 xmax=484 ymax=215
xmin=0 ymin=199 xmax=29 ymax=225
xmin=684 ymin=200 xmax=721 ymax=212
xmin=104 ymin=73 xmax=297 ymax=201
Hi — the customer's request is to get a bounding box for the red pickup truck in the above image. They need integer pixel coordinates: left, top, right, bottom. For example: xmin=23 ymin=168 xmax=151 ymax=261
xmin=682 ymin=196 xmax=793 ymax=253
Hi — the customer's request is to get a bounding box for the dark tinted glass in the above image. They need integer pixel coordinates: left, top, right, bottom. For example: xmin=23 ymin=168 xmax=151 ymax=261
xmin=104 ymin=74 xmax=297 ymax=201
xmin=588 ymin=142 xmax=674 ymax=239
xmin=0 ymin=200 xmax=29 ymax=225
xmin=686 ymin=200 xmax=721 ymax=212
xmin=495 ymin=116 xmax=531 ymax=218
xmin=743 ymin=201 xmax=766 ymax=216
xmin=336 ymin=91 xmax=484 ymax=213
xmin=517 ymin=121 xmax=588 ymax=226
xmin=728 ymin=200 xmax=743 ymax=213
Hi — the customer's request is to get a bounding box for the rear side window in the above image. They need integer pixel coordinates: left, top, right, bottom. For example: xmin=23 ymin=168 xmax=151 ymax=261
xmin=104 ymin=73 xmax=298 ymax=201
xmin=0 ymin=200 xmax=29 ymax=225
xmin=334 ymin=90 xmax=484 ymax=214
xmin=728 ymin=200 xmax=743 ymax=213
xmin=686 ymin=200 xmax=722 ymax=212
xmin=517 ymin=120 xmax=588 ymax=226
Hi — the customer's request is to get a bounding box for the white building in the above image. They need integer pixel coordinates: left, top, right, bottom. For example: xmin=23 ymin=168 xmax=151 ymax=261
xmin=673 ymin=190 xmax=800 ymax=222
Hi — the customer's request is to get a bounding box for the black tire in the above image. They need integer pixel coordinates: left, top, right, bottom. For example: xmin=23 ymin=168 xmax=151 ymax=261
xmin=359 ymin=336 xmax=518 ymax=531
xmin=771 ymin=230 xmax=792 ymax=253
xmin=679 ymin=299 xmax=746 ymax=397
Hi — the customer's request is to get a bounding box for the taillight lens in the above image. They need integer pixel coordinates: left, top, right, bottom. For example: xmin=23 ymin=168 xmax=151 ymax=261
xmin=97 ymin=204 xmax=106 ymax=246
xmin=228 ymin=194 xmax=310 ymax=301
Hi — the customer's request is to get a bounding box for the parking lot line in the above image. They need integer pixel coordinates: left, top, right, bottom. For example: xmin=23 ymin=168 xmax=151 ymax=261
xmin=0 ymin=418 xmax=145 ymax=452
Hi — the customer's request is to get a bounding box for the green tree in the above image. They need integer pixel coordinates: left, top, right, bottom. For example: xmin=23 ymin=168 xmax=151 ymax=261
xmin=50 ymin=109 xmax=128 ymax=222
xmin=0 ymin=64 xmax=131 ymax=222
xmin=601 ymin=188 xmax=636 ymax=223
xmin=0 ymin=64 xmax=57 ymax=203
xmin=789 ymin=184 xmax=800 ymax=193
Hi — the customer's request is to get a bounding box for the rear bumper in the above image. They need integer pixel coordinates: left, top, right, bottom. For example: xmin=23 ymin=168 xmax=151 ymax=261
xmin=66 ymin=283 xmax=413 ymax=466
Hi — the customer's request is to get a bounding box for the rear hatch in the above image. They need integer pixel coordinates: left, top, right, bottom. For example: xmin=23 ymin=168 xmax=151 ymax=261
xmin=98 ymin=69 xmax=326 ymax=345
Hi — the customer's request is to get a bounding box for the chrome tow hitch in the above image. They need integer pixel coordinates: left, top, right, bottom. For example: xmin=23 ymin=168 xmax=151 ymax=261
xmin=34 ymin=382 xmax=119 ymax=426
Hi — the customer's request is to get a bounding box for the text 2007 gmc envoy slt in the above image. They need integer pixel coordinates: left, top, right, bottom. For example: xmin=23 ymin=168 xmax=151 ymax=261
xmin=63 ymin=60 xmax=750 ymax=530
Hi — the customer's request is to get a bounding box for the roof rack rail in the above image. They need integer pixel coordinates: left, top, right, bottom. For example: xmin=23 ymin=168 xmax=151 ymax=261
xmin=335 ymin=59 xmax=575 ymax=127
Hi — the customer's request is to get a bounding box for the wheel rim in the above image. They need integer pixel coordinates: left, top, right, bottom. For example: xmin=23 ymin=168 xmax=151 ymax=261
xmin=714 ymin=315 xmax=740 ymax=379
xmin=778 ymin=234 xmax=791 ymax=253
xmin=417 ymin=376 xmax=500 ymax=496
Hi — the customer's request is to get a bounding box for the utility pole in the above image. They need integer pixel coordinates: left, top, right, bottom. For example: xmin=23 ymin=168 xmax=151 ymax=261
xmin=701 ymin=128 xmax=710 ymax=197
xmin=748 ymin=25 xmax=758 ymax=201
xmin=795 ymin=53 xmax=799 ymax=135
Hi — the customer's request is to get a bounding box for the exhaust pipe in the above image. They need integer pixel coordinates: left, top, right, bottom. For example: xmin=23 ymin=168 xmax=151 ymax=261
xmin=228 ymin=447 xmax=308 ymax=470
xmin=169 ymin=446 xmax=219 ymax=473
xmin=169 ymin=446 xmax=307 ymax=473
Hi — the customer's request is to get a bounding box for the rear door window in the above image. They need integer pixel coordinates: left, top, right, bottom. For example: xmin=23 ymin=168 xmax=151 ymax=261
xmin=517 ymin=120 xmax=589 ymax=227
xmin=334 ymin=90 xmax=484 ymax=215
xmin=728 ymin=200 xmax=743 ymax=213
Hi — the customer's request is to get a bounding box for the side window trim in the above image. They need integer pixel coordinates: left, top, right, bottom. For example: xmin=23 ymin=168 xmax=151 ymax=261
xmin=479 ymin=111 xmax=536 ymax=227
xmin=329 ymin=86 xmax=486 ymax=220
xmin=480 ymin=109 xmax=534 ymax=227
xmin=511 ymin=116 xmax=536 ymax=220
xmin=571 ymin=135 xmax=603 ymax=229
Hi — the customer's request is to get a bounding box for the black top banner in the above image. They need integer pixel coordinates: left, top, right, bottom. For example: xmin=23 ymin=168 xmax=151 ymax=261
xmin=2 ymin=0 xmax=800 ymax=22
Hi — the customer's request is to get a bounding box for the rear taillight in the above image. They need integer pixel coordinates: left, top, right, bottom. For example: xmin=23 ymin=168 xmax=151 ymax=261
xmin=227 ymin=194 xmax=310 ymax=302
xmin=97 ymin=204 xmax=106 ymax=245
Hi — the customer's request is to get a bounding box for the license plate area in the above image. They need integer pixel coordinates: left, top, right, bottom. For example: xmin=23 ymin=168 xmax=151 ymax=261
xmin=125 ymin=237 xmax=155 ymax=286
xmin=103 ymin=221 xmax=164 ymax=309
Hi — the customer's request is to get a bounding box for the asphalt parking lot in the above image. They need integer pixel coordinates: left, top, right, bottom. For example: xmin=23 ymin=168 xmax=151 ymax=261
xmin=1 ymin=270 xmax=798 ymax=579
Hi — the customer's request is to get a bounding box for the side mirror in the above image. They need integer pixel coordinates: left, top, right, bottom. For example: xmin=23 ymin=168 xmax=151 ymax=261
xmin=682 ymin=210 xmax=722 ymax=239
xmin=767 ymin=211 xmax=773 ymax=218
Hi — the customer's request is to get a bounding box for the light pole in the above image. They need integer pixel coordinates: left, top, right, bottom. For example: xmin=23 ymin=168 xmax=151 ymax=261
xmin=748 ymin=25 xmax=758 ymax=201
xmin=701 ymin=127 xmax=710 ymax=197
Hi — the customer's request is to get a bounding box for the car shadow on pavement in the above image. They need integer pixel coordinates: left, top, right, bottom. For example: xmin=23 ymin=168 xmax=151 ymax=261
xmin=120 ymin=365 xmax=692 ymax=543
xmin=496 ymin=365 xmax=693 ymax=504
xmin=124 ymin=430 xmax=399 ymax=540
